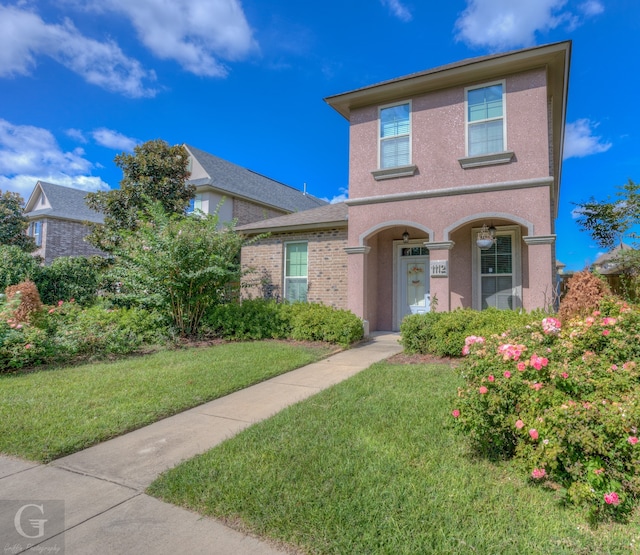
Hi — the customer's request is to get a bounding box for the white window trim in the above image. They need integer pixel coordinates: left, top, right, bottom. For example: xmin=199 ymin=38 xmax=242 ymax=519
xmin=30 ymin=221 xmax=43 ymax=247
xmin=464 ymin=80 xmax=507 ymax=158
xmin=283 ymin=240 xmax=308 ymax=303
xmin=471 ymin=225 xmax=521 ymax=310
xmin=378 ymin=99 xmax=412 ymax=171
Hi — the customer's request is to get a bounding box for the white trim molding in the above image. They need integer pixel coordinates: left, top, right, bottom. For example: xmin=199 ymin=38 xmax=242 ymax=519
xmin=458 ymin=151 xmax=515 ymax=169
xmin=372 ymin=165 xmax=418 ymax=180
xmin=425 ymin=241 xmax=455 ymax=250
xmin=523 ymin=234 xmax=556 ymax=246
xmin=443 ymin=212 xmax=535 ymax=240
xmin=345 ymin=246 xmax=371 ymax=255
xmin=345 ymin=176 xmax=553 ymax=206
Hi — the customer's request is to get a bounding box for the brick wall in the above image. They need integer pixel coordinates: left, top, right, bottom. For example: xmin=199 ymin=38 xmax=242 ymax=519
xmin=241 ymin=227 xmax=348 ymax=309
xmin=233 ymin=198 xmax=287 ymax=226
xmin=38 ymin=218 xmax=106 ymax=265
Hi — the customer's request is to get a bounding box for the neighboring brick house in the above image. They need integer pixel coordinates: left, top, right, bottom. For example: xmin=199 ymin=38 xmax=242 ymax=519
xmin=185 ymin=145 xmax=327 ymax=225
xmin=23 ymin=147 xmax=327 ymax=264
xmin=238 ymin=41 xmax=571 ymax=334
xmin=23 ymin=181 xmax=106 ymax=265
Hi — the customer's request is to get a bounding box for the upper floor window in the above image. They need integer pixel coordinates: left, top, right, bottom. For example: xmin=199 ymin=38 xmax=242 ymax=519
xmin=466 ymin=82 xmax=505 ymax=156
xmin=29 ymin=221 xmax=42 ymax=247
xmin=187 ymin=194 xmax=203 ymax=214
xmin=379 ymin=102 xmax=411 ymax=169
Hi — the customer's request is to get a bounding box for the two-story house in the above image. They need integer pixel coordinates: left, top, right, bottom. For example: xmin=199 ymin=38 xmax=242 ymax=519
xmin=238 ymin=41 xmax=571 ymax=333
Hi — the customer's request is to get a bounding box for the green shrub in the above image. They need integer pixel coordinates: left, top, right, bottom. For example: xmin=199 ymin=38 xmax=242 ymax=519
xmin=205 ymin=300 xmax=363 ymax=347
xmin=400 ymin=308 xmax=543 ymax=357
xmin=204 ymin=299 xmax=290 ymax=340
xmin=0 ymin=245 xmax=41 ymax=289
xmin=452 ymin=297 xmax=640 ymax=523
xmin=287 ymin=303 xmax=364 ymax=347
xmin=36 ymin=256 xmax=104 ymax=306
xmin=0 ymin=300 xmax=169 ymax=372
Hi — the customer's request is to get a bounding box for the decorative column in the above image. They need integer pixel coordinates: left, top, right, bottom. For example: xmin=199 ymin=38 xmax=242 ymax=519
xmin=344 ymin=245 xmax=371 ymax=336
xmin=523 ymin=235 xmax=556 ymax=310
xmin=425 ymin=241 xmax=455 ymax=312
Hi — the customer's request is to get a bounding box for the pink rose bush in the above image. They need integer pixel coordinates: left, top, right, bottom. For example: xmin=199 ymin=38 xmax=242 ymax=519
xmin=452 ymin=297 xmax=640 ymax=522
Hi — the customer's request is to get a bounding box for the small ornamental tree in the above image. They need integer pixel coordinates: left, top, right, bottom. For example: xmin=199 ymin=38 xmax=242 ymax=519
xmin=86 ymin=140 xmax=195 ymax=252
xmin=110 ymin=203 xmax=244 ymax=336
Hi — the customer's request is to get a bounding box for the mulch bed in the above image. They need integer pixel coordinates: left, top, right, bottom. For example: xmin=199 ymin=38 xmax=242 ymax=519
xmin=386 ymin=352 xmax=460 ymax=367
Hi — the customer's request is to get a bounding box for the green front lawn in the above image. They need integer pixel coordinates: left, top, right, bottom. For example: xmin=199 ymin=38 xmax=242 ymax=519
xmin=0 ymin=341 xmax=333 ymax=462
xmin=148 ymin=362 xmax=640 ymax=555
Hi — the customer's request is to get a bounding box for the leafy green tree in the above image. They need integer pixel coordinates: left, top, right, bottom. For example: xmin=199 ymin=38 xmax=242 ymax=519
xmin=574 ymin=178 xmax=640 ymax=274
xmin=86 ymin=140 xmax=195 ymax=251
xmin=0 ymin=190 xmax=36 ymax=252
xmin=36 ymin=256 xmax=106 ymax=306
xmin=109 ymin=203 xmax=244 ymax=336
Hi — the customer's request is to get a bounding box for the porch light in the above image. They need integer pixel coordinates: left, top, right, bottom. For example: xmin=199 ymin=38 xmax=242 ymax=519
xmin=402 ymin=230 xmax=410 ymax=243
xmin=476 ymin=224 xmax=496 ymax=250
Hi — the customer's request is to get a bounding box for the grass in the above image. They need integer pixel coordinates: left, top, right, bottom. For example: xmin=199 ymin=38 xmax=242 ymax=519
xmin=148 ymin=362 xmax=640 ymax=555
xmin=0 ymin=341 xmax=334 ymax=463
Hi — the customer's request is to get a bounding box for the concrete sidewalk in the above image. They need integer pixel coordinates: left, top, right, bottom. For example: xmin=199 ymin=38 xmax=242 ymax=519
xmin=0 ymin=332 xmax=401 ymax=554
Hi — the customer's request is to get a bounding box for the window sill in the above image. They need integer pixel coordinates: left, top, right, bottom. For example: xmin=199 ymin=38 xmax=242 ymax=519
xmin=371 ymin=165 xmax=418 ymax=181
xmin=458 ymin=151 xmax=515 ymax=169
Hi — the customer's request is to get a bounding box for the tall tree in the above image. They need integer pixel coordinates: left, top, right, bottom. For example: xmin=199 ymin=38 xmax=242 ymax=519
xmin=0 ymin=190 xmax=36 ymax=252
xmin=574 ymin=178 xmax=640 ymax=273
xmin=86 ymin=140 xmax=195 ymax=251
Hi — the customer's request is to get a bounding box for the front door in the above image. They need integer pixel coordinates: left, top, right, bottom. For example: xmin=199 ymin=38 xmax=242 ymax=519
xmin=398 ymin=246 xmax=430 ymax=327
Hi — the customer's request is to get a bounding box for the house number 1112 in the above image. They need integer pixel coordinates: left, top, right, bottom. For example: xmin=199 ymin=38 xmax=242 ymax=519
xmin=430 ymin=260 xmax=448 ymax=277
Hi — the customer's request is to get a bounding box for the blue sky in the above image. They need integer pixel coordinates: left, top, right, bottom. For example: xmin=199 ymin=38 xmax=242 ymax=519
xmin=0 ymin=0 xmax=637 ymax=271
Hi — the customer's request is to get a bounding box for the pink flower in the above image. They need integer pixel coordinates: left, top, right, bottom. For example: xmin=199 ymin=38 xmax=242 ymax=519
xmin=479 ymin=386 xmax=488 ymax=394
xmin=517 ymin=362 xmax=526 ymax=371
xmin=25 ymin=344 xmax=32 ymax=349
xmin=16 ymin=324 xmax=22 ymax=330
xmin=58 ymin=300 xmax=64 ymax=306
xmin=611 ymin=364 xmax=618 ymax=371
xmin=602 ymin=329 xmax=610 ymax=336
xmin=628 ymin=436 xmax=639 ymax=445
xmin=542 ymin=317 xmax=561 ymax=334
xmin=531 ymin=382 xmax=544 ymax=391
xmin=593 ymin=468 xmax=604 ymax=475
xmin=604 ymin=492 xmax=620 ymax=506
xmin=529 ymin=429 xmax=539 ymax=440
xmin=503 ymin=371 xmax=511 ymax=378
xmin=452 ymin=409 xmax=460 ymax=418
xmin=592 ymin=310 xmax=601 ymax=316
xmin=530 ymin=354 xmax=548 ymax=370
xmin=462 ymin=345 xmax=470 ymax=356
xmin=488 ymin=375 xmax=495 ymax=382
xmin=48 ymin=308 xmax=55 ymax=314
xmin=531 ymin=468 xmax=546 ymax=479
xmin=561 ymin=372 xmax=569 ymax=379
xmin=585 ymin=316 xmax=595 ymax=327
xmin=515 ymin=419 xmax=524 ymax=429
xmin=602 ymin=317 xmax=617 ymax=326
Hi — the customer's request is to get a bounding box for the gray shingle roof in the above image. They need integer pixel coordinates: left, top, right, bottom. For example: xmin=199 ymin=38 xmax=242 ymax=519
xmin=186 ymin=145 xmax=328 ymax=213
xmin=236 ymin=202 xmax=347 ymax=234
xmin=25 ymin=182 xmax=104 ymax=224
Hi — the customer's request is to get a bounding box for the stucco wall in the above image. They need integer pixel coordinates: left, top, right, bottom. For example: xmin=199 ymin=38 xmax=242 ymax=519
xmin=241 ymin=228 xmax=348 ymax=308
xmin=36 ymin=218 xmax=106 ymax=265
xmin=348 ymin=68 xmax=550 ymax=200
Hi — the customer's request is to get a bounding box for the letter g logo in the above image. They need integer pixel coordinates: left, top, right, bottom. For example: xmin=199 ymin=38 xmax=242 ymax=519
xmin=14 ymin=503 xmax=48 ymax=539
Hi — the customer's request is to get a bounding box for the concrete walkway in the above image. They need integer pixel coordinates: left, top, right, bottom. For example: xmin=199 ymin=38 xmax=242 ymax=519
xmin=0 ymin=332 xmax=401 ymax=554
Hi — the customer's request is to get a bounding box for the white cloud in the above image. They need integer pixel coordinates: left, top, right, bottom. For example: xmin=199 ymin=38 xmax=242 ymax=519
xmin=92 ymin=128 xmax=138 ymax=151
xmin=324 ymin=187 xmax=349 ymax=204
xmin=455 ymin=0 xmax=602 ymax=50
xmin=0 ymin=5 xmax=156 ymax=97
xmin=84 ymin=0 xmax=258 ymax=77
xmin=381 ymin=0 xmax=413 ymax=22
xmin=66 ymin=128 xmax=88 ymax=143
xmin=580 ymin=0 xmax=604 ymax=16
xmin=564 ymin=119 xmax=612 ymax=160
xmin=0 ymin=119 xmax=109 ymax=196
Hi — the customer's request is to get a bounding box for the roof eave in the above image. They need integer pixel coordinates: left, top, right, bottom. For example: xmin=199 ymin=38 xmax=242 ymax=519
xmin=237 ymin=220 xmax=348 ymax=236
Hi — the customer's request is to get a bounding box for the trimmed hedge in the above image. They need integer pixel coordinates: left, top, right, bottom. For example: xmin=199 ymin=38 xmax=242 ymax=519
xmin=204 ymin=300 xmax=364 ymax=347
xmin=400 ymin=308 xmax=545 ymax=357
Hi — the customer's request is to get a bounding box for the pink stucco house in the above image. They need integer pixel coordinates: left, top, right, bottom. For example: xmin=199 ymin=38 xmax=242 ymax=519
xmin=238 ymin=41 xmax=571 ymax=333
